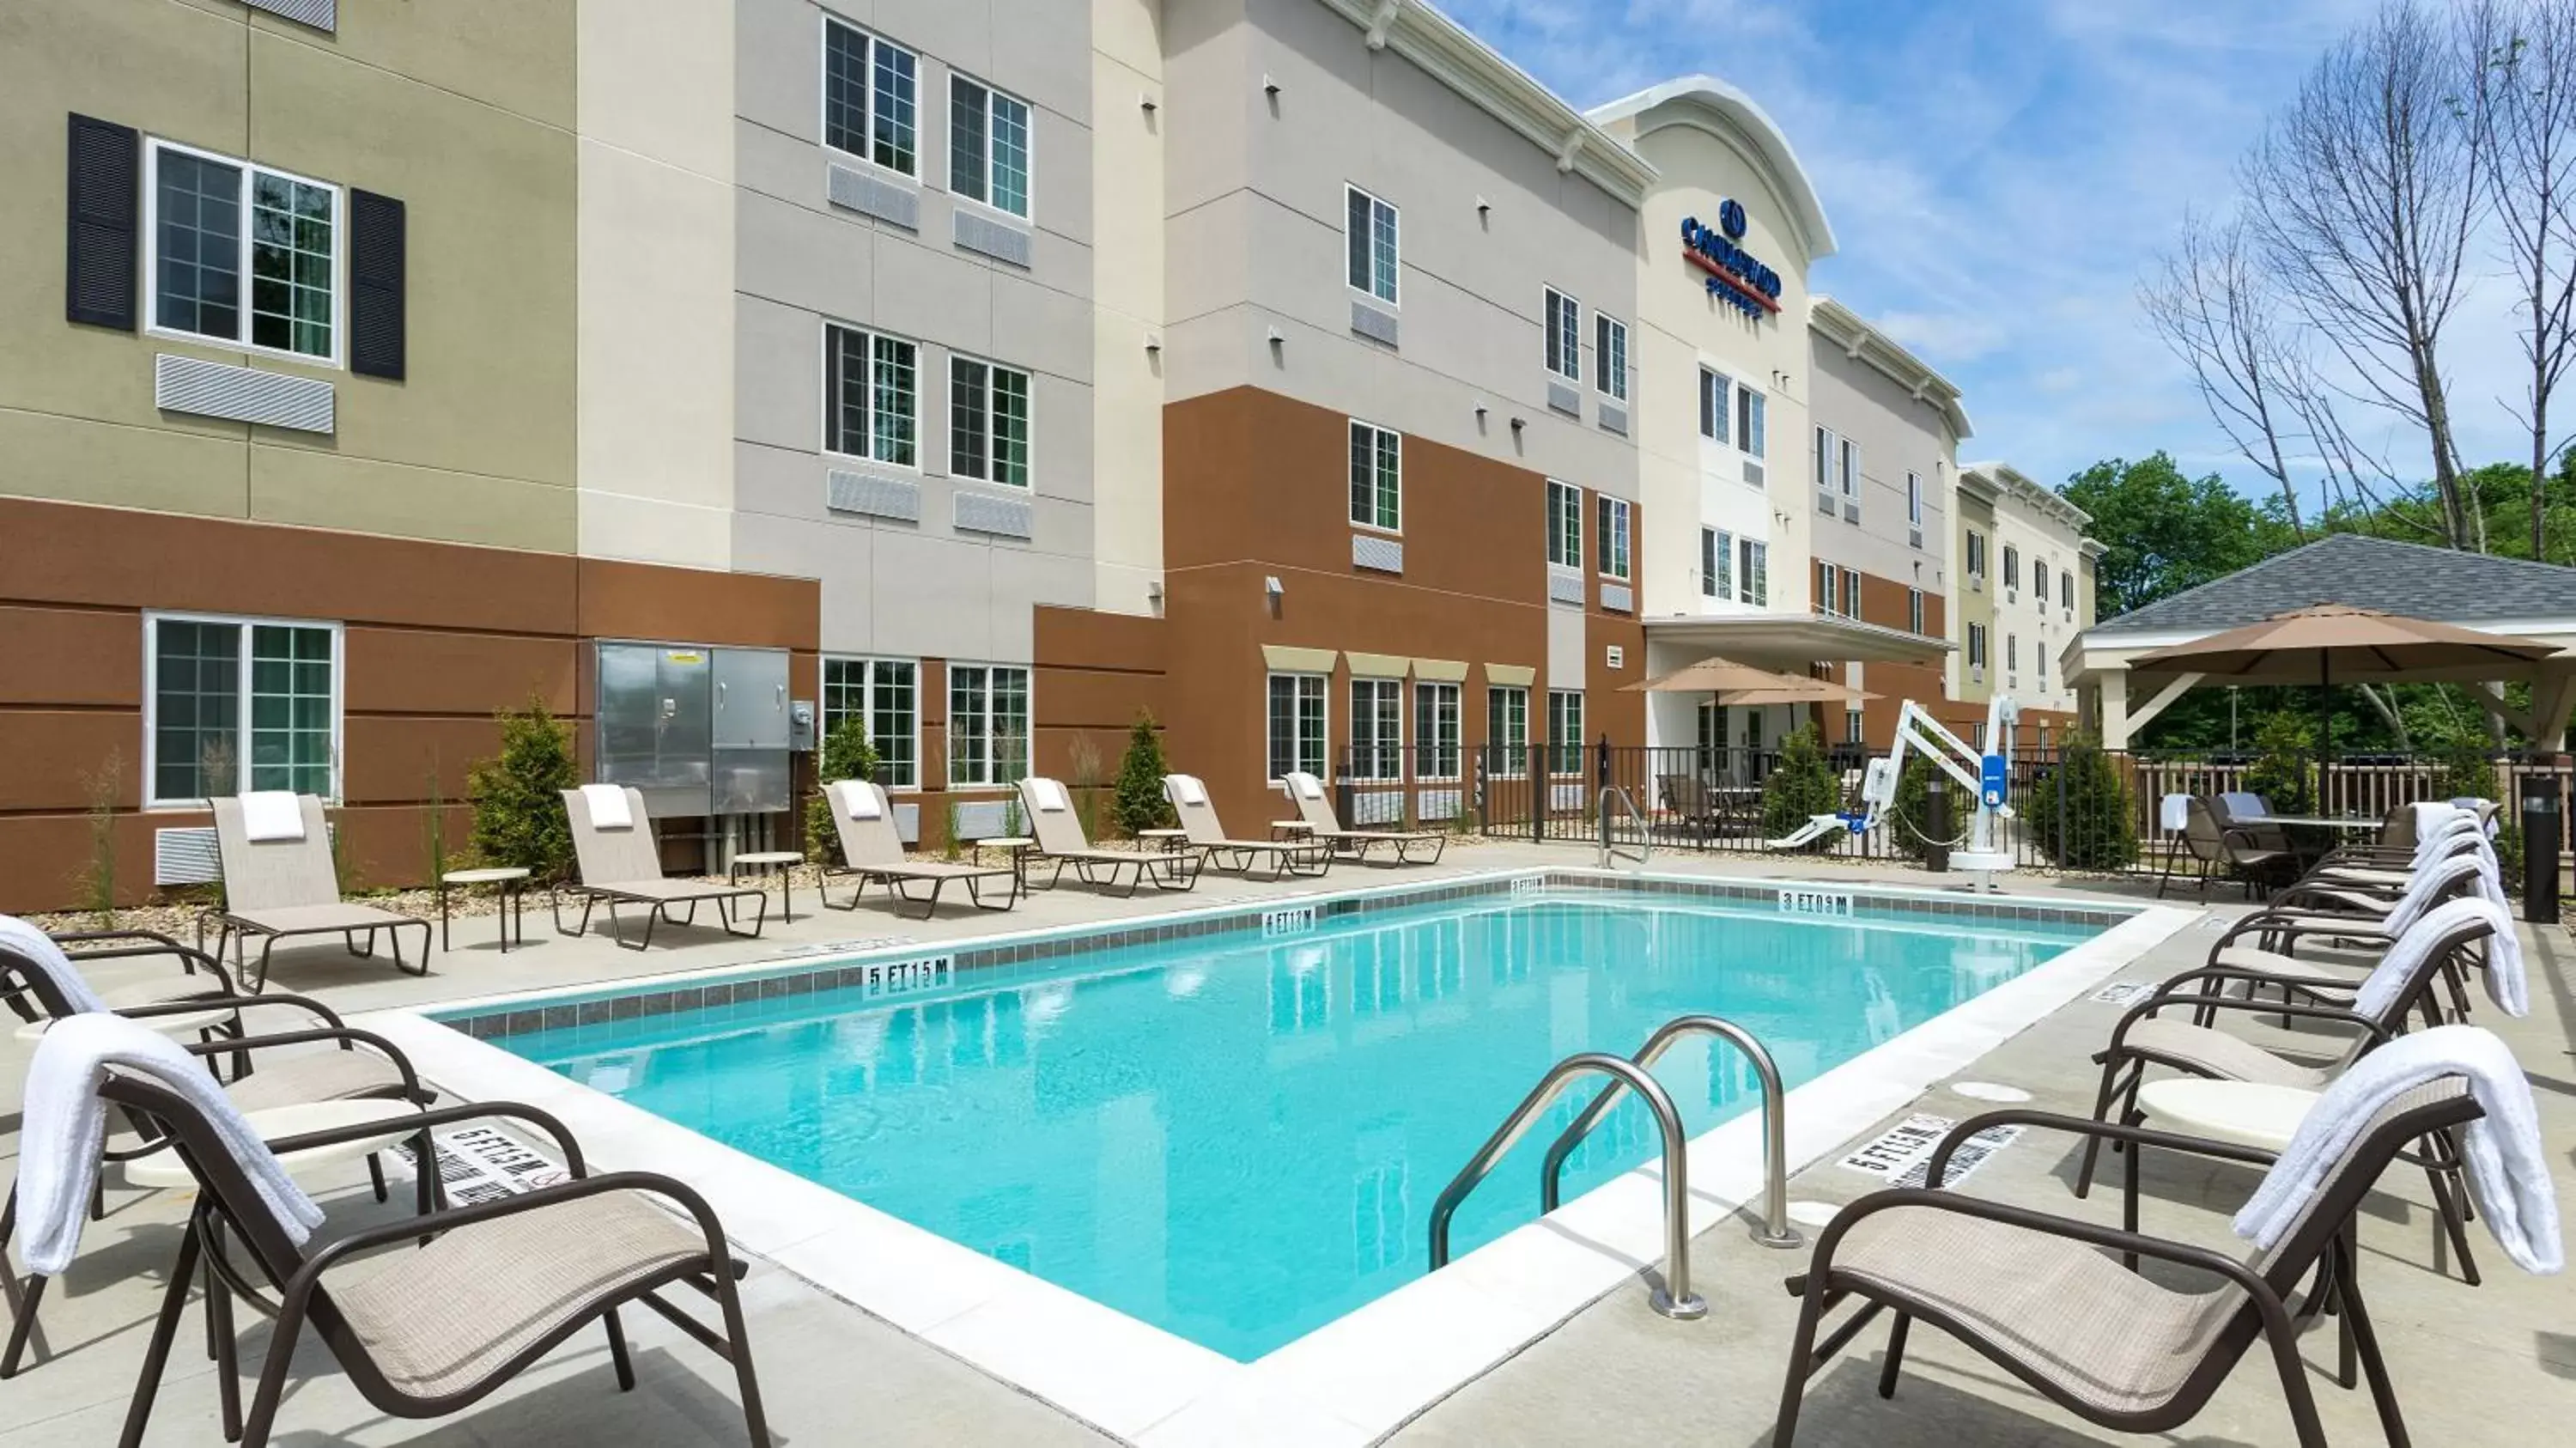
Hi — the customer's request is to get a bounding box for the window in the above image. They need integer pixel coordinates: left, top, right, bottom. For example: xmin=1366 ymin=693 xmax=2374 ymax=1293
xmin=1965 ymin=530 xmax=1988 ymax=578
xmin=2008 ymin=634 xmax=2020 ymax=673
xmin=1698 ymin=368 xmax=1729 ymax=443
xmin=823 ymin=20 xmax=918 ymax=175
xmin=1967 ymin=623 xmax=1988 ymax=667
xmin=1816 ymin=562 xmax=1856 ymax=618
xmin=1738 ymin=386 xmax=1765 ymax=458
xmin=1908 ymin=587 xmax=1925 ymax=636
xmin=1346 ymin=185 xmax=1399 ymax=304
xmin=1545 ymin=480 xmax=1582 ymax=569
xmin=1413 ymin=682 xmax=1461 ymax=779
xmin=1845 ymin=709 xmax=1865 ymax=745
xmin=147 ymin=613 xmax=339 ymax=806
xmin=821 ymin=658 xmax=918 ymax=788
xmin=825 ymin=323 xmax=919 ymax=466
xmin=2063 ymin=571 xmax=2075 ymax=611
xmin=1838 ymin=437 xmax=1861 ymax=499
xmin=1739 ymin=538 xmax=1769 ymax=605
xmin=1349 ymin=421 xmax=1401 ymax=531
xmin=2032 ymin=561 xmax=2049 ymax=610
xmin=1843 ymin=569 xmax=1862 ymax=618
xmin=146 ymin=140 xmax=338 ymax=362
xmin=1906 ymin=472 xmax=1923 ymax=526
xmin=1596 ymin=496 xmax=1631 ymax=580
xmin=2002 ymin=545 xmax=2021 ymax=591
xmin=949 ymin=356 xmax=1030 ymax=486
xmin=1595 ymin=314 xmax=1627 ymax=400
xmin=1544 ymin=288 xmax=1581 ymax=380
xmin=1546 ymin=691 xmax=1585 ymax=776
xmin=1486 ymin=684 xmax=1529 ymax=776
xmin=1973 ymin=721 xmax=1988 ymax=751
xmin=1702 ymin=527 xmax=1731 ymax=599
xmin=1351 ymin=678 xmax=1403 ymax=781
xmin=947 ymin=665 xmax=1030 ymax=786
xmin=2037 ymin=646 xmax=2049 ymax=691
xmin=951 ymin=75 xmax=1031 ymax=217
xmin=1813 ymin=426 xmax=1833 ymax=498
xmin=1268 ymin=673 xmax=1327 ymax=781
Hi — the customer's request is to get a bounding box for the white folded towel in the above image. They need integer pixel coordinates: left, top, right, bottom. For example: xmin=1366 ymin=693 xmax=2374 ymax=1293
xmin=830 ymin=779 xmax=882 ymax=821
xmin=2352 ymin=897 xmax=2521 ymax=1020
xmin=2234 ymin=1025 xmax=2561 ymax=1275
xmin=0 ymin=915 xmax=107 ymax=1015
xmin=1027 ymin=778 xmax=1071 ymax=813
xmin=580 ymin=783 xmax=634 ymax=830
xmin=1168 ymin=774 xmax=1208 ymax=806
xmin=1288 ymin=772 xmax=1326 ymax=801
xmin=17 ymin=1013 xmax=325 ymax=1276
xmin=239 ymin=791 xmax=306 ymax=843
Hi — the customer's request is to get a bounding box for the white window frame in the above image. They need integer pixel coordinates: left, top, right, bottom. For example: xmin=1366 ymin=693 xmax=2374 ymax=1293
xmin=823 ymin=320 xmax=921 ymax=469
xmin=948 ymin=352 xmax=1034 ymax=488
xmin=143 ymin=611 xmax=345 ymax=809
xmin=2032 ymin=560 xmax=2049 ymax=611
xmin=2063 ymin=571 xmax=2076 ymax=611
xmin=1967 ymin=623 xmax=1988 ymax=667
xmin=1906 ymin=471 xmax=1923 ymax=526
xmin=1485 ymin=684 xmax=1530 ymax=778
xmin=141 ymin=137 xmax=344 ymax=368
xmin=820 ymin=15 xmax=920 ymax=179
xmin=1838 ymin=436 xmax=1861 ymax=500
xmin=1739 ymin=538 xmax=1768 ymax=605
xmin=1908 ymin=587 xmax=1926 ymax=636
xmin=1845 ymin=708 xmax=1865 ymax=745
xmin=1545 ymin=479 xmax=1583 ymax=569
xmin=1698 ymin=368 xmax=1729 ymax=444
xmin=1546 ymin=690 xmax=1585 ymax=776
xmin=1596 ymin=496 xmax=1631 ymax=581
xmin=948 ymin=70 xmax=1035 ymax=220
xmin=2003 ymin=545 xmax=2022 ymax=592
xmin=1738 ymin=385 xmax=1765 ymax=459
xmin=1965 ymin=530 xmax=1988 ymax=579
xmin=1594 ymin=313 xmax=1628 ymax=401
xmin=1413 ymin=681 xmax=1461 ymax=781
xmin=1349 ymin=419 xmax=1402 ymax=533
xmin=1268 ymin=672 xmax=1329 ymax=783
xmin=1346 ymin=183 xmax=1400 ymax=307
xmin=1543 ymin=287 xmax=1582 ymax=382
xmin=945 ymin=663 xmax=1032 ymax=787
xmin=821 ymin=655 xmax=921 ymax=790
xmin=1349 ymin=677 xmax=1405 ymax=782
xmin=1702 ymin=526 xmax=1732 ymax=599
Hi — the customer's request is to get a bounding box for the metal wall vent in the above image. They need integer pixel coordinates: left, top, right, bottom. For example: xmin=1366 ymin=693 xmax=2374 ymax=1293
xmin=828 ymin=163 xmax=920 ymax=230
xmin=1743 ymin=460 xmax=1765 ymax=488
xmin=1601 ymin=582 xmax=1633 ymax=613
xmin=154 ymin=827 xmax=220 ymax=885
xmin=155 ymin=354 xmax=334 ymax=434
xmin=826 ymin=469 xmax=920 ymax=522
xmin=1547 ymin=570 xmax=1586 ymax=605
xmin=954 ymin=210 xmax=1033 ymax=267
xmin=1596 ymin=403 xmax=1628 ymax=436
xmin=1352 ymin=532 xmax=1403 ymax=573
xmin=1350 ymin=301 xmax=1400 ymax=348
xmin=246 ymin=0 xmax=336 ymax=31
xmin=954 ymin=490 xmax=1034 ymax=538
xmin=1545 ymin=380 xmax=1581 ymax=418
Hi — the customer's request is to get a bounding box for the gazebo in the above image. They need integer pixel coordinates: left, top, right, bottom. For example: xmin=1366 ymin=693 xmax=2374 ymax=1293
xmin=2063 ymin=533 xmax=2576 ymax=749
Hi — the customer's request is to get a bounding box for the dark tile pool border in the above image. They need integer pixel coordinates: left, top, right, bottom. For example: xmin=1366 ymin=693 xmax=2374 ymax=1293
xmin=434 ymin=871 xmax=2135 ymax=1042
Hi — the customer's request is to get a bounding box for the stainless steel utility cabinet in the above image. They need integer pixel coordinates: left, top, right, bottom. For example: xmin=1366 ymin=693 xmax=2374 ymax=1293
xmin=594 ymin=642 xmax=791 ymax=819
xmin=712 ymin=647 xmax=791 ymax=813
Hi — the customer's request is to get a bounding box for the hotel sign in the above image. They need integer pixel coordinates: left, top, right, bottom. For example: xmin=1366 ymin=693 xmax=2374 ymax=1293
xmin=1680 ymin=200 xmax=1783 ymax=319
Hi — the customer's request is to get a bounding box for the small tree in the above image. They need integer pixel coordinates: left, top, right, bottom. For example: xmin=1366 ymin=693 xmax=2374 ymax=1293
xmin=803 ymin=716 xmax=881 ymax=862
xmin=1069 ymin=733 xmax=1108 ymax=843
xmin=1112 ymin=712 xmax=1176 ymax=837
xmin=1883 ymin=756 xmax=1939 ymax=862
xmin=1760 ymin=726 xmax=1843 ymax=846
xmin=2026 ymin=732 xmax=2140 ymax=871
xmin=422 ymin=751 xmax=456 ymax=886
xmin=2243 ymin=711 xmax=2318 ymax=816
xmin=74 ymin=752 xmax=124 ymax=928
xmin=468 ymin=698 xmax=580 ymax=882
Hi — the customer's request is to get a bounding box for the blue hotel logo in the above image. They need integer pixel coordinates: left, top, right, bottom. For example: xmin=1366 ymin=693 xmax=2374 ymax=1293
xmin=1681 ymin=203 xmax=1782 ymax=319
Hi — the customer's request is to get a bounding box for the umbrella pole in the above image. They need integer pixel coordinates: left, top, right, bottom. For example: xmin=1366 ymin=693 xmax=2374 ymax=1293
xmin=2318 ymin=654 xmax=2333 ymax=806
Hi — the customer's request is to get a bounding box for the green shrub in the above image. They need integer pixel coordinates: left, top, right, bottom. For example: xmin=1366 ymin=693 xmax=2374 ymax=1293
xmin=1761 ymin=726 xmax=1843 ymax=845
xmin=1883 ymin=755 xmax=1940 ymax=862
xmin=2427 ymin=737 xmax=2524 ymax=889
xmin=803 ymin=716 xmax=881 ymax=863
xmin=75 ymin=753 xmax=123 ymax=927
xmin=468 ymin=698 xmax=580 ymax=882
xmin=2026 ymin=732 xmax=2139 ymax=870
xmin=2242 ymin=711 xmax=2316 ymax=816
xmin=1069 ymin=733 xmax=1107 ymax=842
xmin=1112 ymin=711 xmax=1176 ymax=837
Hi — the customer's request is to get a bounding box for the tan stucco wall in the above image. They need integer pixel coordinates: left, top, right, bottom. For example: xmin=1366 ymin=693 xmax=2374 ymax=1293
xmin=1092 ymin=0 xmax=1167 ymax=617
xmin=1954 ymin=487 xmax=1997 ymax=706
xmin=0 ymin=0 xmax=579 ymax=551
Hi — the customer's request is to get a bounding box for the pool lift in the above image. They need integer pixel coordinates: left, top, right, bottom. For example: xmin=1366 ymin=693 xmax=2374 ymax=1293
xmin=1860 ymin=694 xmax=2021 ymax=892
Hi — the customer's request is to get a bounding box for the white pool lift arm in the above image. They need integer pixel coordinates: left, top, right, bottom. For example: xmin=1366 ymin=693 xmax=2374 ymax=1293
xmin=1852 ymin=696 xmax=2020 ymax=888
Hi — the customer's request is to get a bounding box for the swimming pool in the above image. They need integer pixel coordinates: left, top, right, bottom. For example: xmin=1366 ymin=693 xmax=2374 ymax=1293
xmin=463 ymin=879 xmax=2106 ymax=1361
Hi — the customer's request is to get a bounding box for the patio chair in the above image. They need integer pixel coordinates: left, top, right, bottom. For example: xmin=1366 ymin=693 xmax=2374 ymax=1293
xmin=91 ymin=1069 xmax=767 ymax=1448
xmin=209 ymin=795 xmax=431 ymax=992
xmin=1658 ymin=774 xmax=1730 ymax=841
xmin=1771 ymin=1078 xmax=2485 ymax=1448
xmin=1016 ymin=777 xmax=1196 ymax=897
xmin=2176 ymin=795 xmax=2293 ymax=902
xmin=556 ymin=787 xmax=769 ymax=951
xmin=820 ymin=779 xmax=1018 ymax=919
xmin=1280 ymin=771 xmax=1449 ymax=865
xmin=1 ymin=922 xmax=236 ymax=1027
xmin=1163 ymin=774 xmax=1332 ymax=880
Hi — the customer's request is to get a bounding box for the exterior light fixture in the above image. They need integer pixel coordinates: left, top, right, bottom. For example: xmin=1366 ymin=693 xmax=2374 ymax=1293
xmin=1264 ymin=575 xmax=1285 ymax=598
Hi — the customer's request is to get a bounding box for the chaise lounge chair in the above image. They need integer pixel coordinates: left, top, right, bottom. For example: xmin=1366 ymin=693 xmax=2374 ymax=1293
xmin=1016 ymin=777 xmax=1197 ymax=897
xmin=821 ymin=779 xmax=1019 ymax=919
xmin=556 ymin=787 xmax=769 ymax=951
xmin=209 ymin=794 xmax=432 ymax=991
xmin=1280 ymin=771 xmax=1448 ymax=865
xmin=1163 ymin=774 xmax=1331 ymax=880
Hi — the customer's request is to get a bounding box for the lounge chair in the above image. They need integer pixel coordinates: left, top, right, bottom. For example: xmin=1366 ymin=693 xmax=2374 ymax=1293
xmin=0 ymin=922 xmax=236 ymax=1027
xmin=1772 ymin=1078 xmax=2485 ymax=1447
xmin=1163 ymin=774 xmax=1331 ymax=880
xmin=1280 ymin=771 xmax=1448 ymax=865
xmin=556 ymin=787 xmax=769 ymax=951
xmin=90 ymin=1066 xmax=767 ymax=1447
xmin=820 ymin=779 xmax=1018 ymax=918
xmin=209 ymin=794 xmax=431 ymax=991
xmin=1016 ymin=777 xmax=1196 ymax=897
xmin=2172 ymin=795 xmax=2293 ymax=902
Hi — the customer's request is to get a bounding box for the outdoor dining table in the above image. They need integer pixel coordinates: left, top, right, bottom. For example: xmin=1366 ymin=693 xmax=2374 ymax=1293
xmin=2234 ymin=814 xmax=2383 ymax=831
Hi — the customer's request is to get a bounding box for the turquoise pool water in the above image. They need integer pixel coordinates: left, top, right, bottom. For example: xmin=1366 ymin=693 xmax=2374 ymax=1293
xmin=488 ymin=890 xmax=2099 ymax=1360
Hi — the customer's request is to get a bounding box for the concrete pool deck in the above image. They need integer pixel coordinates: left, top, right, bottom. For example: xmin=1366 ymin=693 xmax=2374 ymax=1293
xmin=3 ymin=842 xmax=2571 ymax=1445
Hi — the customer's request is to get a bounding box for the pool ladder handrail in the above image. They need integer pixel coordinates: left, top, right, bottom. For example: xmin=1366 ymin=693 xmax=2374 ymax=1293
xmin=1426 ymin=1052 xmax=1707 ymax=1320
xmin=1598 ymin=785 xmax=1649 ymax=869
xmin=1540 ymin=1014 xmax=1802 ymax=1250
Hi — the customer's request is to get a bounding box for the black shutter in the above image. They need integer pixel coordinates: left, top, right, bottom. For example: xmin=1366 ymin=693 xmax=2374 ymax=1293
xmin=349 ymin=189 xmax=405 ymax=380
xmin=65 ymin=113 xmax=139 ymax=330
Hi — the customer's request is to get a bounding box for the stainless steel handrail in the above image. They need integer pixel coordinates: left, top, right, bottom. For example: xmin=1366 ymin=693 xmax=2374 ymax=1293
xmin=1598 ymin=785 xmax=1649 ymax=868
xmin=1539 ymin=1014 xmax=1803 ymax=1249
xmin=1427 ymin=1052 xmax=1706 ymax=1320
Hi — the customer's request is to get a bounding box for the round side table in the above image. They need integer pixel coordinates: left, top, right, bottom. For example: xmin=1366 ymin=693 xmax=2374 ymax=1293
xmin=439 ymin=867 xmax=532 ymax=953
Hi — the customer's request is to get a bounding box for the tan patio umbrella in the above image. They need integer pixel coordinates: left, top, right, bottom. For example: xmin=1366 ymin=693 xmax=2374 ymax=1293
xmin=1622 ymin=657 xmax=1877 ymax=703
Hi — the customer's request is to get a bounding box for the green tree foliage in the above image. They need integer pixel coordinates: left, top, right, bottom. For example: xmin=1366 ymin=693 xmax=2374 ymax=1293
xmin=2242 ymin=712 xmax=2317 ymax=817
xmin=1112 ymin=712 xmax=1176 ymax=837
xmin=2061 ymin=453 xmax=2293 ymax=618
xmin=468 ymin=700 xmax=580 ymax=882
xmin=2025 ymin=732 xmax=2139 ymax=870
xmin=1882 ymin=756 xmax=1941 ymax=862
xmin=803 ymin=716 xmax=881 ymax=862
xmin=1760 ymin=726 xmax=1844 ymax=845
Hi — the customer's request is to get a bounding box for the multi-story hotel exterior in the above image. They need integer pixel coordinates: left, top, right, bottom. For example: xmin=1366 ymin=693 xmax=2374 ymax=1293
xmin=0 ymin=0 xmax=2094 ymax=908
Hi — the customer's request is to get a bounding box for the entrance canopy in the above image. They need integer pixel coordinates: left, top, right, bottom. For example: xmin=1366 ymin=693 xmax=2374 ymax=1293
xmin=1642 ymin=612 xmax=1950 ymax=668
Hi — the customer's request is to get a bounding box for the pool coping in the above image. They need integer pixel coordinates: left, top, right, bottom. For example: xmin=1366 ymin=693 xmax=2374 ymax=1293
xmin=349 ymin=867 xmax=2196 ymax=1447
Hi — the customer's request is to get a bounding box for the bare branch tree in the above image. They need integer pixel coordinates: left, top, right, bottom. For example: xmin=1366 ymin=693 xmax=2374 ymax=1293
xmin=2482 ymin=0 xmax=2576 ymax=558
xmin=2141 ymin=210 xmax=2310 ymax=536
xmin=2244 ymin=0 xmax=2492 ymax=550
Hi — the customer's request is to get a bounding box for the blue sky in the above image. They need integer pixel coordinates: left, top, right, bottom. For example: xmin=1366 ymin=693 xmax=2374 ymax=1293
xmin=1436 ymin=0 xmax=2527 ymax=508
